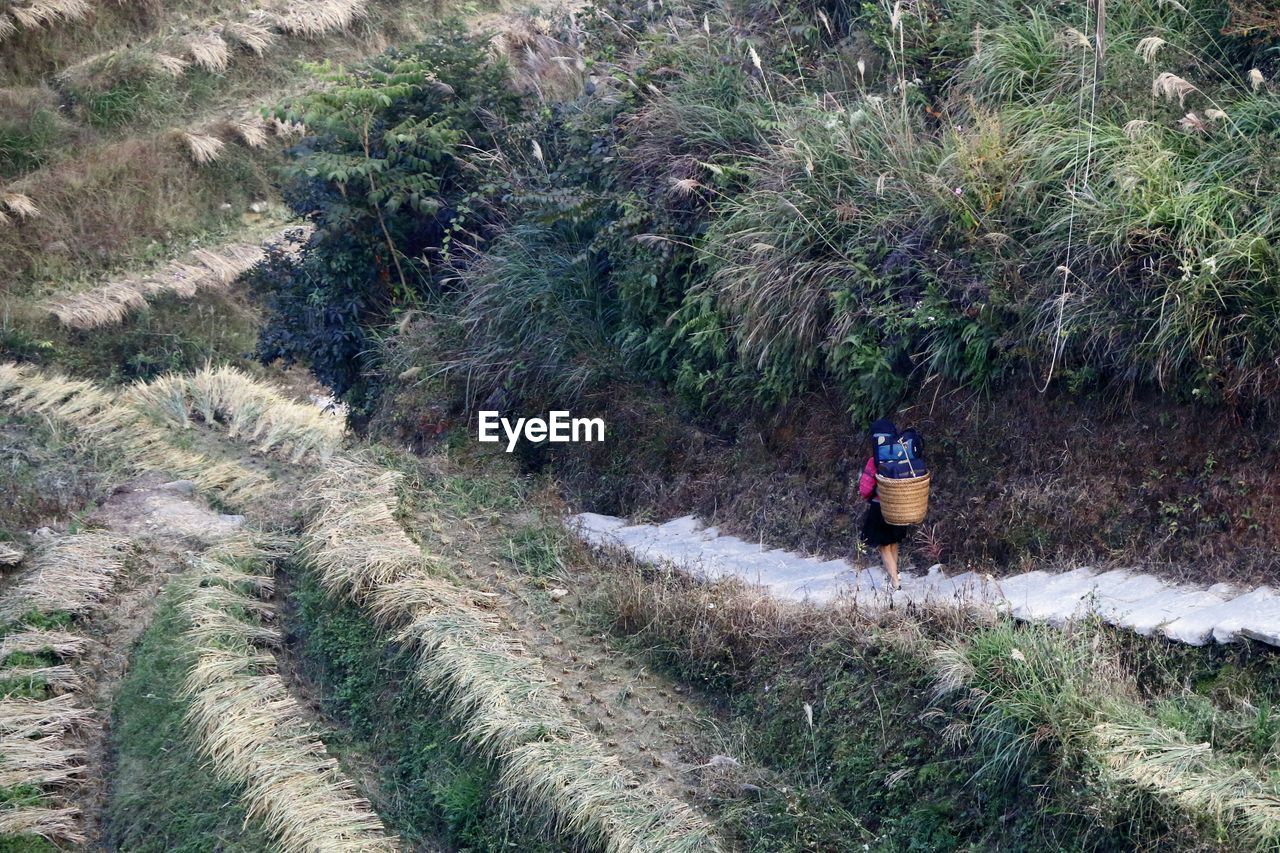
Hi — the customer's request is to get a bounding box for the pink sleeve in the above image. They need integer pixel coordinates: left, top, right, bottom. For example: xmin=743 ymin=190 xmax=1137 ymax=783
xmin=858 ymin=457 xmax=877 ymax=501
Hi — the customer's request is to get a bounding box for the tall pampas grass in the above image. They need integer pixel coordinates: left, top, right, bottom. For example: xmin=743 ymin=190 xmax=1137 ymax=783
xmin=181 ymin=130 xmax=225 ymax=164
xmin=272 ymin=0 xmax=366 ymax=37
xmin=272 ymin=116 xmax=307 ymax=139
xmin=1153 ymin=71 xmax=1197 ymax=105
xmin=228 ymin=115 xmax=270 ymax=148
xmin=181 ymin=549 xmax=399 ymax=852
xmin=1136 ymin=36 xmax=1166 ymax=64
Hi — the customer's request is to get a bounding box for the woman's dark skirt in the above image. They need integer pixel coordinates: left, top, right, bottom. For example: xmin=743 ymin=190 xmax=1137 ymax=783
xmin=861 ymin=501 xmax=910 ymax=547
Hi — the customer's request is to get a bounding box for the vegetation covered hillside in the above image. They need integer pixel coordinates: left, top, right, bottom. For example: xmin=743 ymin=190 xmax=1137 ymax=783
xmin=249 ymin=0 xmax=1280 ymax=579
xmin=4 ymin=0 xmax=1280 ymax=851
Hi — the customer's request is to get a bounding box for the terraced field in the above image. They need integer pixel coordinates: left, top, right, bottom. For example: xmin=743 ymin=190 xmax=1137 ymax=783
xmin=4 ymin=0 xmax=1280 ymax=850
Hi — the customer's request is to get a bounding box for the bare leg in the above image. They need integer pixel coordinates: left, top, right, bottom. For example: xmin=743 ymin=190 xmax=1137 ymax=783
xmin=880 ymin=544 xmax=901 ymax=590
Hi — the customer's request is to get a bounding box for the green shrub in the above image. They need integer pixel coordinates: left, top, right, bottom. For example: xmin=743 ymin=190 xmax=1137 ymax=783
xmin=0 ymin=87 xmax=70 ymax=177
xmin=57 ymin=49 xmax=183 ymax=128
xmin=252 ymin=21 xmax=524 ymax=416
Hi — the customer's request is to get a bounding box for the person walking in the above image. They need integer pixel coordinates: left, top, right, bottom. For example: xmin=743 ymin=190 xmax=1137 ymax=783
xmin=858 ymin=418 xmax=910 ymax=590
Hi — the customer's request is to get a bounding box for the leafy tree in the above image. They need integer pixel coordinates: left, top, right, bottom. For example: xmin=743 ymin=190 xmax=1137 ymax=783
xmin=252 ymin=22 xmax=523 ymax=417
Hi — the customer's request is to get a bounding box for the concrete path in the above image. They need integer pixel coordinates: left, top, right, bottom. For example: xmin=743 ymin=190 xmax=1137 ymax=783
xmin=568 ymin=513 xmax=1280 ymax=648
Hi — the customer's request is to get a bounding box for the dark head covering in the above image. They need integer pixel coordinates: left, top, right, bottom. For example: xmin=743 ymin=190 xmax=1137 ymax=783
xmin=868 ymin=418 xmax=897 ymax=440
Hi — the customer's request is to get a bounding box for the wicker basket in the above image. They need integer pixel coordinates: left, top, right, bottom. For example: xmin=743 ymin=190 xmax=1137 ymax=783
xmin=876 ymin=472 xmax=931 ymax=525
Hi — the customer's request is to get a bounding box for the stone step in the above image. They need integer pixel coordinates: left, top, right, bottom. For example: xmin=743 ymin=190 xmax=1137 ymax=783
xmin=565 ymin=512 xmax=1280 ymax=650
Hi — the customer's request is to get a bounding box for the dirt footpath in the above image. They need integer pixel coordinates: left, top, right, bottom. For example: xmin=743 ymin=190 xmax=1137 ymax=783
xmin=71 ymin=476 xmax=246 ymax=845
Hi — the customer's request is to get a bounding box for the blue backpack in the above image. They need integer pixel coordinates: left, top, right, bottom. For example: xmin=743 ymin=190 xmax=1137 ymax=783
xmin=873 ymin=424 xmax=927 ymax=479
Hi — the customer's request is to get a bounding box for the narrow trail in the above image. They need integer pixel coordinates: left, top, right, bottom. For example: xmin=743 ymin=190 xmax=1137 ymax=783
xmin=570 ymin=513 xmax=1280 ymax=648
xmin=78 ymin=479 xmax=246 ymax=843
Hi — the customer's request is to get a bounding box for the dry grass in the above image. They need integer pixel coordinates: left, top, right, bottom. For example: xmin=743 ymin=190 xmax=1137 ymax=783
xmin=1095 ymin=721 xmax=1280 ymax=843
xmin=2 ymin=192 xmax=39 ymax=221
xmin=0 ymin=665 xmax=82 ymax=696
xmin=0 ymin=804 xmax=83 ymax=845
xmin=271 ymin=0 xmax=367 ymax=38
xmin=0 ymin=631 xmax=89 ymax=663
xmin=1 ymin=0 xmax=90 ymax=40
xmin=0 ymin=131 xmax=274 ymax=289
xmin=485 ymin=12 xmax=586 ymax=102
xmin=0 ymin=732 xmax=84 ymax=787
xmin=181 ymin=545 xmax=400 ymax=852
xmin=151 ymin=52 xmax=190 ymax=76
xmin=298 ymin=458 xmax=723 ymax=852
xmin=0 ymin=695 xmax=91 ymax=739
xmin=298 ymin=457 xmax=421 ymax=596
xmin=180 ymin=129 xmax=227 ymax=164
xmin=186 ymin=31 xmax=231 ymax=72
xmin=0 ymin=533 xmax=131 ymax=621
xmin=222 ymin=20 xmax=278 ymax=56
xmin=0 ymin=362 xmax=276 ymax=507
xmin=43 ymin=225 xmax=307 ymax=329
xmin=228 ymin=115 xmax=270 ymax=148
xmin=124 ymin=363 xmax=344 ymax=463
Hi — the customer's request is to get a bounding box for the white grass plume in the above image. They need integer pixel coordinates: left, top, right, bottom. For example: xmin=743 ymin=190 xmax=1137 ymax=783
xmin=271 ymin=0 xmax=366 ymax=37
xmin=2 ymin=193 xmax=39 ymax=219
xmin=1136 ymin=36 xmax=1165 ymax=64
xmin=1153 ymin=71 xmax=1196 ymax=105
xmin=181 ymin=131 xmax=225 ymax=165
xmin=222 ymin=21 xmax=277 ymax=56
xmin=186 ymin=32 xmax=230 ymax=72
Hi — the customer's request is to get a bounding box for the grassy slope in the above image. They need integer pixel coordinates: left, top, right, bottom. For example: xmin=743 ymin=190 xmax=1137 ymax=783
xmin=582 ymin=553 xmax=1280 ymax=851
xmin=285 ymin=566 xmax=556 ymax=852
xmin=0 ymin=409 xmax=116 ymax=539
xmin=360 ymin=0 xmax=1280 ymax=587
xmin=102 ymin=584 xmax=274 ymax=851
xmin=0 ymin=0 xmax=451 ymax=300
